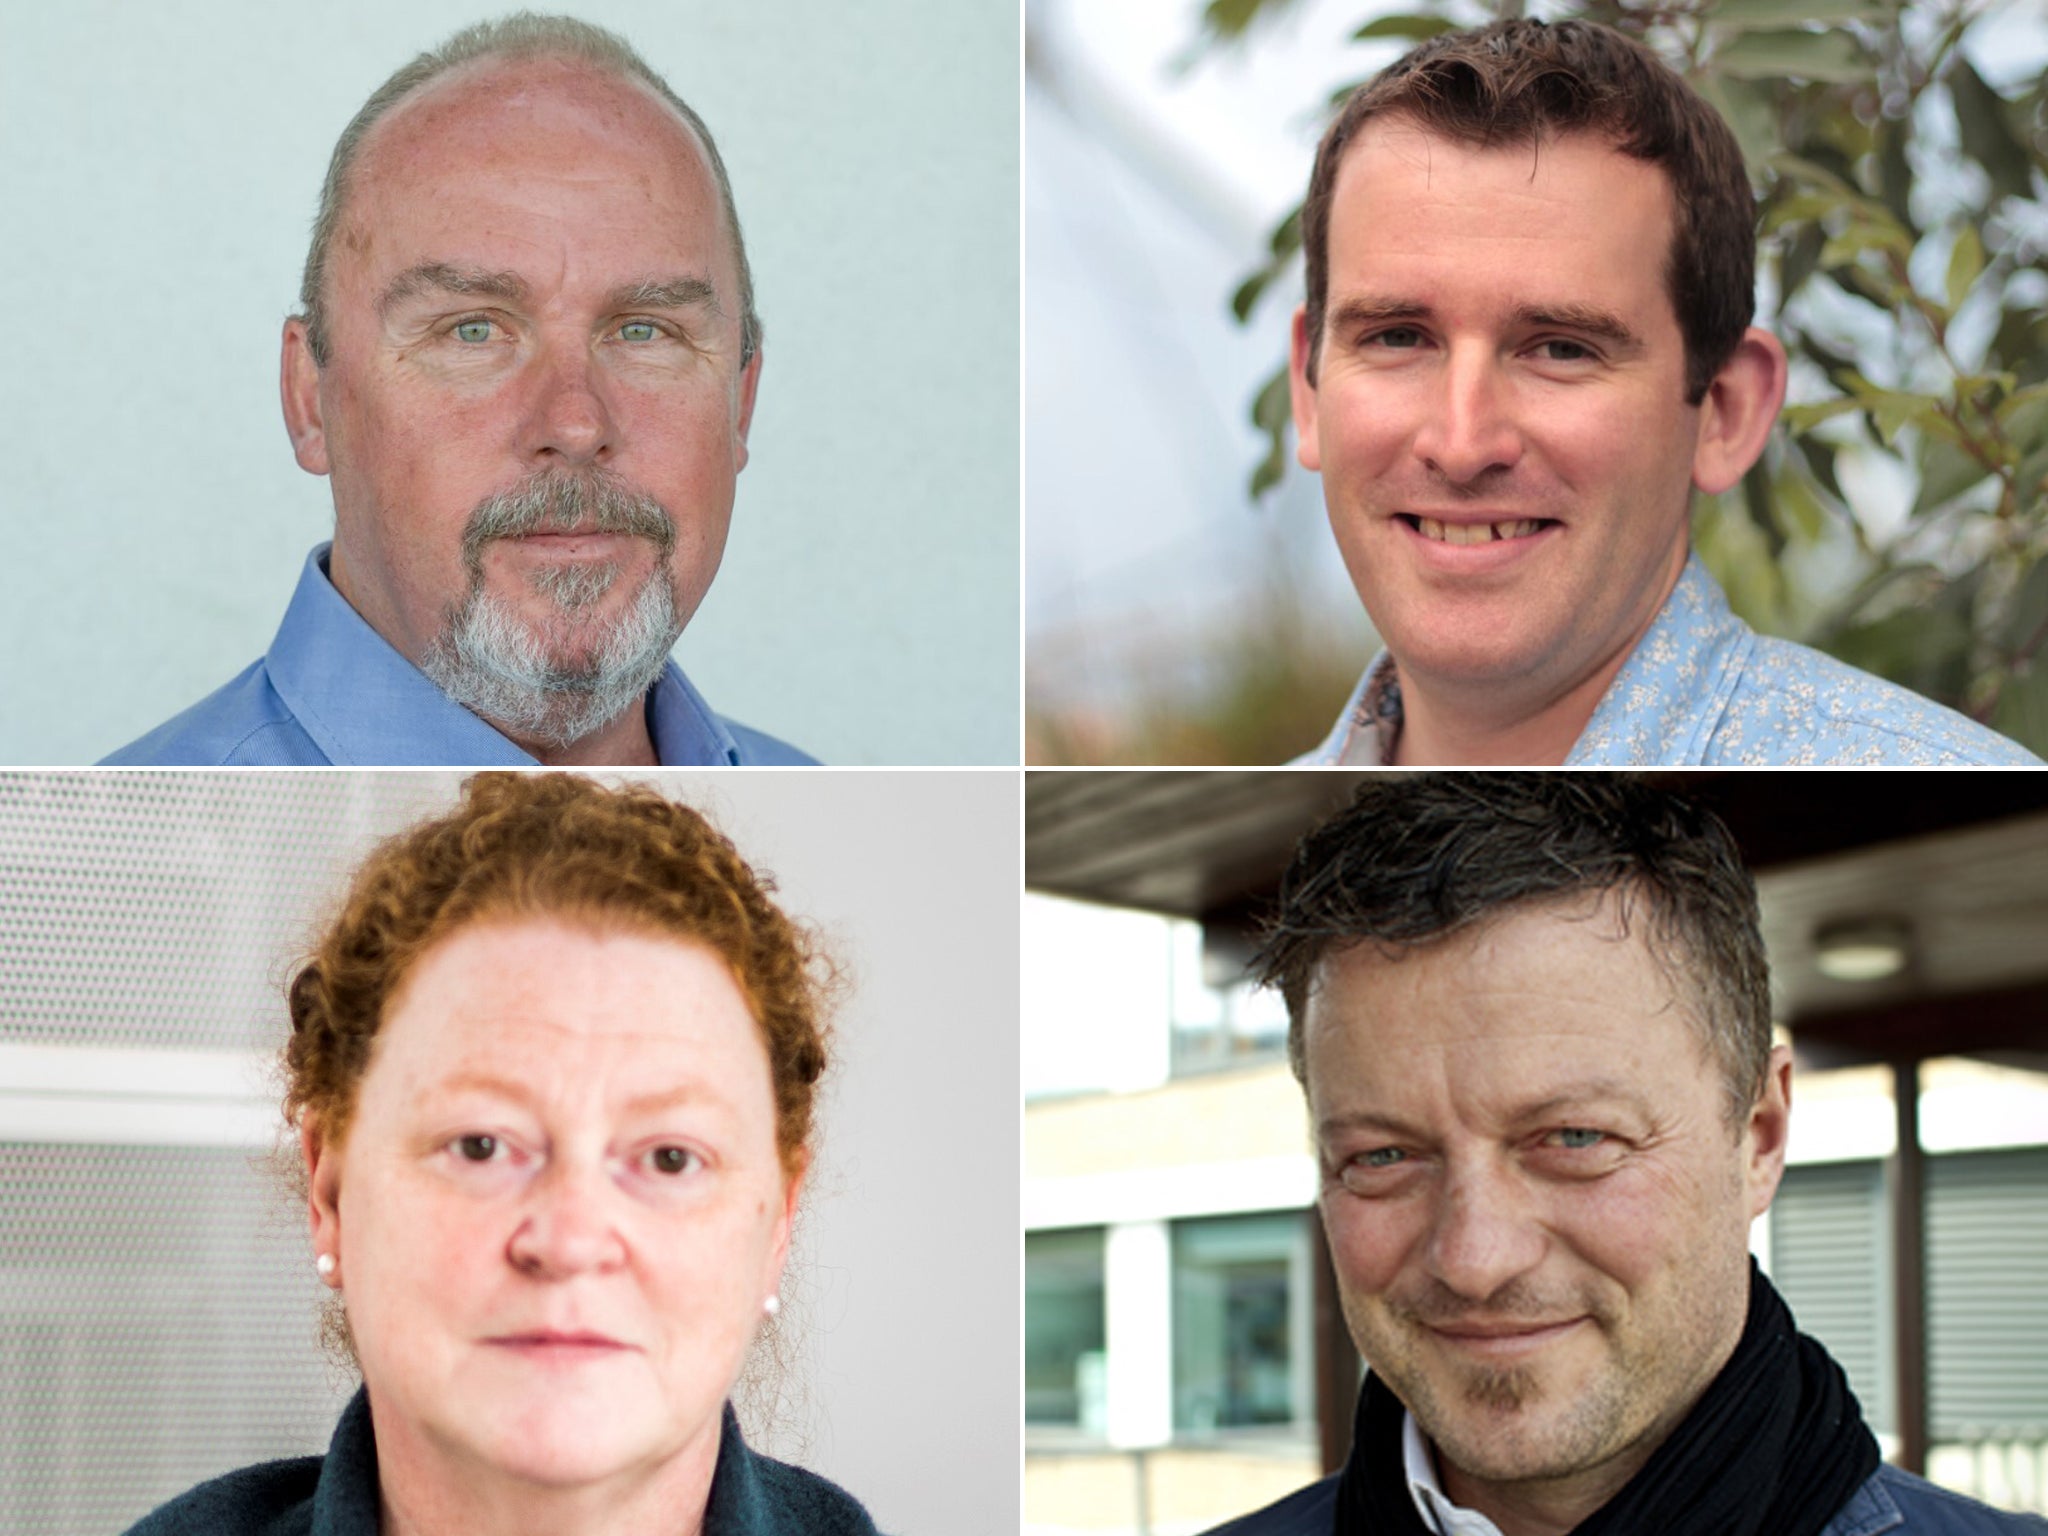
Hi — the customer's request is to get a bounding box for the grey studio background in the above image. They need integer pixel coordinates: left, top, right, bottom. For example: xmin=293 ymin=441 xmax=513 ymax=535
xmin=0 ymin=1 xmax=1019 ymax=766
xmin=0 ymin=769 xmax=1022 ymax=1536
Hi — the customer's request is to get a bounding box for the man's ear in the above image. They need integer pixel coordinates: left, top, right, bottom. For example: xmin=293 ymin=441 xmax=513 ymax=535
xmin=1744 ymin=1043 xmax=1795 ymax=1222
xmin=281 ymin=317 xmax=332 ymax=476
xmin=302 ymin=1114 xmax=345 ymax=1288
xmin=1691 ymin=327 xmax=1788 ymax=496
xmin=1289 ymin=306 xmax=1322 ymax=474
xmin=732 ymin=347 xmax=763 ymax=474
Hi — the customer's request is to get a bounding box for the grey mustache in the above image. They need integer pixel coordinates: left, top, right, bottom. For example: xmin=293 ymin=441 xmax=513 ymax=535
xmin=460 ymin=472 xmax=676 ymax=571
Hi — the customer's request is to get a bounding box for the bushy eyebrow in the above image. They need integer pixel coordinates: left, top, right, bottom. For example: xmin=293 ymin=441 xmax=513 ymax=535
xmin=376 ymin=266 xmax=723 ymax=321
xmin=379 ymin=262 xmax=530 ymax=316
xmin=603 ymin=276 xmax=721 ymax=316
xmin=1326 ymin=294 xmax=1644 ymax=354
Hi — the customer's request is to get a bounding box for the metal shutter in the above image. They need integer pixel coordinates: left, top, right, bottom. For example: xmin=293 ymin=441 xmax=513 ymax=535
xmin=1926 ymin=1147 xmax=2048 ymax=1440
xmin=1769 ymin=1160 xmax=1893 ymax=1434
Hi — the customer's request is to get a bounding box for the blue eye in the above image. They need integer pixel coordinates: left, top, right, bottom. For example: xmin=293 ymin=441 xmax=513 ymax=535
xmin=453 ymin=319 xmax=494 ymax=344
xmin=1361 ymin=1147 xmax=1406 ymax=1168
xmin=1553 ymin=1128 xmax=1606 ymax=1149
xmin=618 ymin=320 xmax=659 ymax=342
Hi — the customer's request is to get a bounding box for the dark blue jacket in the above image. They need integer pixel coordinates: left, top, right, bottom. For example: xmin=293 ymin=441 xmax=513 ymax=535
xmin=121 ymin=1388 xmax=877 ymax=1536
xmin=1202 ymin=1464 xmax=2048 ymax=1536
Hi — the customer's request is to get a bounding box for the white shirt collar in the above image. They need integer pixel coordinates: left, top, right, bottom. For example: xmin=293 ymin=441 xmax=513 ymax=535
xmin=1403 ymin=1409 xmax=1510 ymax=1536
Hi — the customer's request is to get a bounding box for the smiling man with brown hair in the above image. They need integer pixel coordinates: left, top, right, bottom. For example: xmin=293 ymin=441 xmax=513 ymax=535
xmin=105 ymin=14 xmax=811 ymax=767
xmin=1205 ymin=773 xmax=2047 ymax=1536
xmin=1287 ymin=19 xmax=2036 ymax=766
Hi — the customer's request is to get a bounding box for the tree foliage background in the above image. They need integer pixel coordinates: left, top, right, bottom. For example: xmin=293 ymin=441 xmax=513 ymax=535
xmin=1217 ymin=0 xmax=2048 ymax=753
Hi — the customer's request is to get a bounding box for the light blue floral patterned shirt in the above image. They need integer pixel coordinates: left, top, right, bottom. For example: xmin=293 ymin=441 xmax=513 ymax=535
xmin=1303 ymin=552 xmax=2043 ymax=766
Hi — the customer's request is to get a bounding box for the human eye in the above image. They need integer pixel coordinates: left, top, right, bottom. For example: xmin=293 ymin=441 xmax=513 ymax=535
xmin=1548 ymin=1127 xmax=1607 ymax=1149
xmin=641 ymin=1144 xmax=704 ymax=1178
xmin=616 ymin=319 xmax=664 ymax=343
xmin=444 ymin=1131 xmax=525 ymax=1169
xmin=1368 ymin=325 xmax=1426 ymax=350
xmin=1334 ymin=1145 xmax=1414 ymax=1195
xmin=448 ymin=314 xmax=500 ymax=345
xmin=1533 ymin=337 xmax=1597 ymax=364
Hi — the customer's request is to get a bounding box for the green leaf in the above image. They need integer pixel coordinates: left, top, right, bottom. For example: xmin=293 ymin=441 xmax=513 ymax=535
xmin=1769 ymin=152 xmax=1858 ymax=197
xmin=1696 ymin=74 xmax=1779 ymax=175
xmin=1715 ymin=28 xmax=1871 ymax=83
xmin=1774 ymin=466 xmax=1829 ymax=543
xmin=1232 ymin=268 xmax=1277 ymax=324
xmin=1199 ymin=0 xmax=1301 ymax=41
xmin=1248 ymin=366 xmax=1292 ymax=500
xmin=1945 ymin=224 xmax=1986 ymax=314
xmin=1269 ymin=205 xmax=1302 ymax=259
xmin=1912 ymin=434 xmax=1992 ymax=516
xmin=1781 ymin=397 xmax=1862 ymax=431
xmin=1949 ymin=59 xmax=2037 ymax=207
xmin=1873 ymin=394 xmax=1936 ymax=447
xmin=2000 ymin=558 xmax=2048 ymax=654
xmin=1798 ymin=434 xmax=1847 ymax=503
xmin=1352 ymin=14 xmax=1461 ymax=41
xmin=1710 ymin=0 xmax=1889 ymax=24
xmin=1831 ymin=605 xmax=1974 ymax=700
xmin=1875 ymin=115 xmax=1915 ymax=238
xmin=1778 ymin=221 xmax=1825 ymax=301
xmin=1992 ymin=662 xmax=2048 ymax=753
xmin=1997 ymin=383 xmax=2048 ymax=454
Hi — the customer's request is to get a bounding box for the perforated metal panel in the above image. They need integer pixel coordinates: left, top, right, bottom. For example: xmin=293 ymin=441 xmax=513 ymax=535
xmin=0 ymin=1143 xmax=351 ymax=1534
xmin=0 ymin=771 xmax=462 ymax=1050
xmin=0 ymin=771 xmax=474 ymax=1535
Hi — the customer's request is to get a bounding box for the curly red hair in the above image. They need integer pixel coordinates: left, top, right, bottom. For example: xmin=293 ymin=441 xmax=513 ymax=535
xmin=284 ymin=772 xmax=829 ymax=1179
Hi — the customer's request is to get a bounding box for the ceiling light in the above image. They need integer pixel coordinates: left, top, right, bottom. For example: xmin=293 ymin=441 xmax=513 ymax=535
xmin=1813 ymin=916 xmax=1911 ymax=982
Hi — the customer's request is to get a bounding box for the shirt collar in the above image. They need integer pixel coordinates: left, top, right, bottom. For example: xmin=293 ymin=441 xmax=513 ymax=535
xmin=1302 ymin=552 xmax=1747 ymax=767
xmin=265 ymin=544 xmax=740 ymax=766
xmin=1403 ymin=1410 xmax=1509 ymax=1536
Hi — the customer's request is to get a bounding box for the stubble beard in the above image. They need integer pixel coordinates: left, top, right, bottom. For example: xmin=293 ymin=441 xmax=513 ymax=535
xmin=421 ymin=469 xmax=683 ymax=750
xmin=1349 ymin=1281 xmax=1639 ymax=1487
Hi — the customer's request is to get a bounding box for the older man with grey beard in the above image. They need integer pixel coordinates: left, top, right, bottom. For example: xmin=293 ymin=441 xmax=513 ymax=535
xmin=105 ymin=14 xmax=812 ymax=767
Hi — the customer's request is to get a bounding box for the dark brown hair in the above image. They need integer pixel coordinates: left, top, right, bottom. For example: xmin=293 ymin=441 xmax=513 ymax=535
xmin=284 ymin=772 xmax=829 ymax=1179
xmin=1300 ymin=18 xmax=1756 ymax=403
xmin=1253 ymin=773 xmax=1772 ymax=1122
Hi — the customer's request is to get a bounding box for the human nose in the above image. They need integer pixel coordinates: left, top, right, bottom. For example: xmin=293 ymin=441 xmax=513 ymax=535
xmin=506 ymin=1155 xmax=628 ymax=1279
xmin=1423 ymin=1158 xmax=1547 ymax=1301
xmin=517 ymin=340 xmax=617 ymax=467
xmin=1410 ymin=344 xmax=1523 ymax=486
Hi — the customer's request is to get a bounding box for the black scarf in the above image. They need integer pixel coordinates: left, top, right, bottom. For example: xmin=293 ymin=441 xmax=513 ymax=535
xmin=1336 ymin=1263 xmax=1878 ymax=1536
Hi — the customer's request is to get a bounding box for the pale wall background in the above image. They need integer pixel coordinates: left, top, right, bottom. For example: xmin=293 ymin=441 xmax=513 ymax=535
xmin=0 ymin=0 xmax=1020 ymax=765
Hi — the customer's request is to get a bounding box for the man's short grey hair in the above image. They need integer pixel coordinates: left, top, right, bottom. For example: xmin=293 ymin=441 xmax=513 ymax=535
xmin=295 ymin=12 xmax=760 ymax=370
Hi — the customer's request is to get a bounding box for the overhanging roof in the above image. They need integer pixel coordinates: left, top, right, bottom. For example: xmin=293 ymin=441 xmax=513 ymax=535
xmin=1025 ymin=771 xmax=2048 ymax=1063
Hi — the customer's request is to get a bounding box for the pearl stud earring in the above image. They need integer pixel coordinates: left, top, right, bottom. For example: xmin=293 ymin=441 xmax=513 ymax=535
xmin=763 ymin=1294 xmax=781 ymax=1318
xmin=316 ymin=1253 xmax=336 ymax=1278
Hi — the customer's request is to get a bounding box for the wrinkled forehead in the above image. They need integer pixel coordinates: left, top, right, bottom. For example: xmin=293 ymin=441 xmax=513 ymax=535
xmin=333 ymin=54 xmax=736 ymax=294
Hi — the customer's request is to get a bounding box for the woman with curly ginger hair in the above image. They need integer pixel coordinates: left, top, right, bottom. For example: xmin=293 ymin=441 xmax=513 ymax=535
xmin=125 ymin=771 xmax=877 ymax=1536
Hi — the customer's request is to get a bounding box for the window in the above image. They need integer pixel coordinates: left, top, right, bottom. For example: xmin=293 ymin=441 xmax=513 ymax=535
xmin=1026 ymin=1227 xmax=1106 ymax=1430
xmin=1172 ymin=1211 xmax=1312 ymax=1436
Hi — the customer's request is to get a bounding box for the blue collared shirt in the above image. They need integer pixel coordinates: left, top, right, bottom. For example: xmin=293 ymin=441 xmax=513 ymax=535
xmin=1302 ymin=553 xmax=2043 ymax=766
xmin=102 ymin=545 xmax=815 ymax=767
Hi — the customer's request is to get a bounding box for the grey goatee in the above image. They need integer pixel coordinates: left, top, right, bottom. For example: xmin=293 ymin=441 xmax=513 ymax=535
xmin=421 ymin=470 xmax=681 ymax=749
